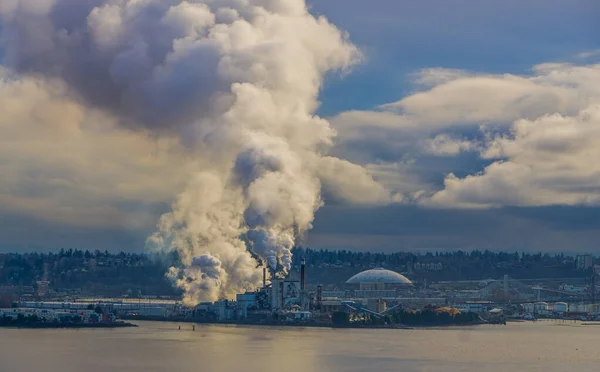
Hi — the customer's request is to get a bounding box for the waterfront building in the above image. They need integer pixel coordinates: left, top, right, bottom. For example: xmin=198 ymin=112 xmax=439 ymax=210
xmin=0 ymin=307 xmax=114 ymax=323
xmin=236 ymin=292 xmax=257 ymax=319
xmin=552 ymin=302 xmax=568 ymax=313
xmin=576 ymin=254 xmax=593 ymax=270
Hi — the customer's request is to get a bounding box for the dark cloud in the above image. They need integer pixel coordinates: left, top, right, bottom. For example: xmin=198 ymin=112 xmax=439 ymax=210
xmin=0 ymin=213 xmax=151 ymax=253
xmin=501 ymin=206 xmax=600 ymax=232
xmin=2 ymin=205 xmax=600 ymax=254
xmin=1 ymin=0 xmax=224 ymax=133
xmin=307 ymin=205 xmax=600 ymax=253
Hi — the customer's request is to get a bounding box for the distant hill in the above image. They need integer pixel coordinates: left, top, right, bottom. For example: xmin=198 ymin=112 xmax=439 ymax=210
xmin=0 ymin=248 xmax=590 ymax=297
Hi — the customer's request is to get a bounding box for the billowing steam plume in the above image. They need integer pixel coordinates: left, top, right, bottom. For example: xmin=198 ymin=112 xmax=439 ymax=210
xmin=1 ymin=0 xmax=381 ymax=304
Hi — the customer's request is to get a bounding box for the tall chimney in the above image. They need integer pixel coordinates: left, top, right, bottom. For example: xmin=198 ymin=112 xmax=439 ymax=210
xmin=263 ymin=267 xmax=266 ymax=288
xmin=317 ymin=284 xmax=323 ymax=309
xmin=300 ymin=258 xmax=306 ymax=290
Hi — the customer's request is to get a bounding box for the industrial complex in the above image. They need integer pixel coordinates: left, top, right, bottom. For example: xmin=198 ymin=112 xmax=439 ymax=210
xmin=5 ymin=256 xmax=600 ymax=327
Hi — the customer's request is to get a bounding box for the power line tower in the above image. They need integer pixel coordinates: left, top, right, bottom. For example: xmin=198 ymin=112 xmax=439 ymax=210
xmin=589 ymin=275 xmax=595 ymax=303
xmin=36 ymin=263 xmax=50 ymax=298
xmin=589 ymin=266 xmax=599 ymax=303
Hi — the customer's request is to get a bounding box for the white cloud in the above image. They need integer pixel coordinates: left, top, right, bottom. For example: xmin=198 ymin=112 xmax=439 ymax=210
xmin=425 ymin=162 xmax=557 ymax=209
xmin=429 ymin=105 xmax=600 ymax=208
xmin=577 ymin=50 xmax=600 ymax=60
xmin=330 ymin=61 xmax=600 ymax=209
xmin=381 ymin=73 xmax=582 ymax=126
xmin=317 ymin=156 xmax=391 ymax=205
xmin=160 ymin=2 xmax=215 ymax=38
xmin=410 ymin=68 xmax=475 ymax=88
xmin=87 ymin=5 xmax=125 ymax=51
xmin=330 ymin=64 xmax=600 ymax=169
xmin=0 ymin=75 xmax=195 ymax=229
xmin=423 ymin=134 xmax=479 ymax=156
xmin=365 ymin=161 xmax=431 ymax=203
xmin=334 ymin=64 xmax=600 ymax=133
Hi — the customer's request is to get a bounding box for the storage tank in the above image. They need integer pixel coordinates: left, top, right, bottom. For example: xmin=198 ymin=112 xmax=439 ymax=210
xmin=534 ymin=302 xmax=549 ymax=312
xmin=553 ymin=302 xmax=568 ymax=313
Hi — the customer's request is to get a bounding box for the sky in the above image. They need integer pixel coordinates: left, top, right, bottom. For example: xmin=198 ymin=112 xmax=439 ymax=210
xmin=1 ymin=0 xmax=600 ymax=254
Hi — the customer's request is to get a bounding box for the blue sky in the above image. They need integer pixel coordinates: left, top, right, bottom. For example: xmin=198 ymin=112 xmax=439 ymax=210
xmin=312 ymin=0 xmax=600 ymax=115
xmin=2 ymin=0 xmax=600 ymax=254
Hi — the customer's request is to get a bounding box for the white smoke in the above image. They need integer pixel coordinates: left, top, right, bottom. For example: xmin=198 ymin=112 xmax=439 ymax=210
xmin=1 ymin=0 xmax=377 ymax=304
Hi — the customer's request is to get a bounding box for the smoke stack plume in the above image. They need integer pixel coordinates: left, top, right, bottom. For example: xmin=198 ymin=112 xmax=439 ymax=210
xmin=0 ymin=0 xmax=368 ymax=305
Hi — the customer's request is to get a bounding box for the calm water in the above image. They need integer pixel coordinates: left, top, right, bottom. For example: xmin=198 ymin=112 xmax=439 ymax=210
xmin=1 ymin=321 xmax=598 ymax=371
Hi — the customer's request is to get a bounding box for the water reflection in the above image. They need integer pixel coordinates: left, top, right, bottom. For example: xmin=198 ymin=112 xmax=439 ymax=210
xmin=0 ymin=321 xmax=599 ymax=372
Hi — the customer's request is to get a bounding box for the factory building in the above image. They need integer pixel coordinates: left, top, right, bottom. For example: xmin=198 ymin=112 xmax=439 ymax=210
xmin=18 ymin=299 xmax=181 ymax=318
xmin=576 ymin=254 xmax=593 ymax=270
xmin=346 ymin=268 xmax=413 ymax=290
xmin=553 ymin=302 xmax=568 ymax=313
xmin=367 ymin=298 xmax=387 ymax=313
xmin=269 ymin=258 xmax=307 ymax=311
xmin=344 ymin=268 xmax=413 ymax=299
xmin=0 ymin=307 xmax=116 ymax=323
xmin=269 ymin=277 xmax=302 ymax=310
xmin=236 ymin=292 xmax=257 ymax=319
xmin=312 ymin=269 xmax=418 ymax=315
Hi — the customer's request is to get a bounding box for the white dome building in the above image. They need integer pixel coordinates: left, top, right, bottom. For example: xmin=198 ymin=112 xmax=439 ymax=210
xmin=346 ymin=268 xmax=412 ymax=290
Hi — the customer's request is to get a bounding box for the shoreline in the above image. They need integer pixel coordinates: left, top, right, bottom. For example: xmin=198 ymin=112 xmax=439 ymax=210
xmin=121 ymin=316 xmax=487 ymax=329
xmin=0 ymin=322 xmax=137 ymax=329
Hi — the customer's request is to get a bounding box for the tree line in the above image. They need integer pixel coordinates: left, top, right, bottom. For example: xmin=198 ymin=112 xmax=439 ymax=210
xmin=0 ymin=248 xmax=590 ymax=296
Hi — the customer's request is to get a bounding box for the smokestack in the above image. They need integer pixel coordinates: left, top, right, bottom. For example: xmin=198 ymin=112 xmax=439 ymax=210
xmin=301 ymin=258 xmax=306 ymax=291
xmin=263 ymin=267 xmax=266 ymax=288
xmin=317 ymin=284 xmax=323 ymax=310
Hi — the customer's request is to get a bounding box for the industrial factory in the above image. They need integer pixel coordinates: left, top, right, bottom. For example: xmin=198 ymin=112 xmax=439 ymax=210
xmin=7 ymin=260 xmax=420 ymax=325
xmin=8 ymin=258 xmax=600 ymax=327
xmin=200 ymin=258 xmax=317 ymax=322
xmin=193 ymin=260 xmax=421 ymax=323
